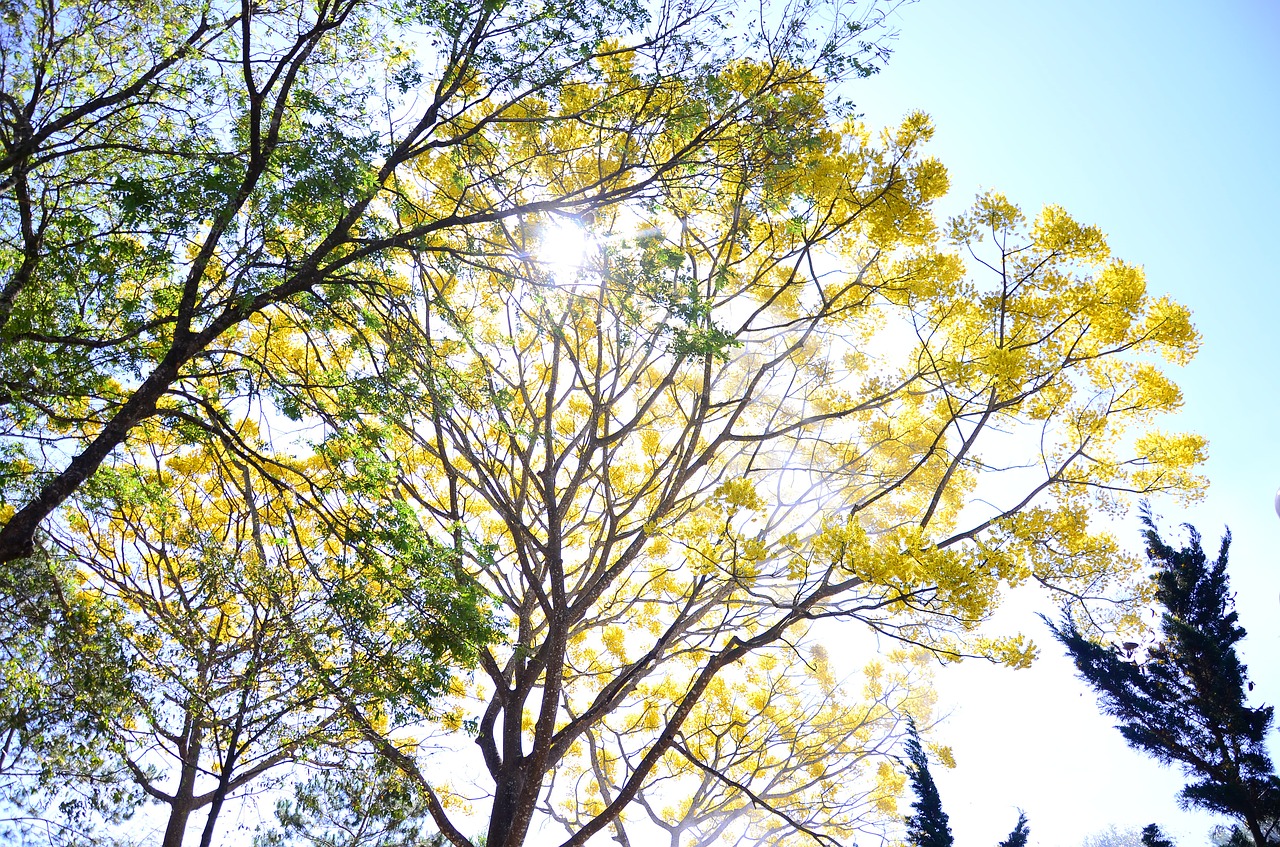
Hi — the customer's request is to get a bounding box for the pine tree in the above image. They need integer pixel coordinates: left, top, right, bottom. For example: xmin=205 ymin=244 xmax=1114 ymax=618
xmin=1141 ymin=823 xmax=1176 ymax=847
xmin=902 ymin=719 xmax=954 ymax=847
xmin=998 ymin=812 xmax=1030 ymax=847
xmin=1049 ymin=515 xmax=1280 ymax=846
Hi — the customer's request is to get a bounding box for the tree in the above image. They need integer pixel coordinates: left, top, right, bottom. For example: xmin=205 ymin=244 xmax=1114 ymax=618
xmin=0 ymin=1 xmax=900 ymax=840
xmin=1083 ymin=824 xmax=1177 ymax=847
xmin=902 ymin=720 xmax=952 ymax=847
xmin=0 ymin=0 xmax=891 ymax=564
xmin=3 ymin=2 xmax=1208 ymax=846
xmin=1050 ymin=518 xmax=1280 ymax=847
xmin=254 ymin=756 xmax=446 ymax=847
xmin=899 ymin=720 xmax=1027 ymax=847
xmin=1083 ymin=825 xmax=1147 ymax=847
xmin=998 ymin=812 xmax=1030 ymax=847
xmin=0 ymin=549 xmax=139 ymax=847
xmin=1141 ymin=824 xmax=1176 ymax=847
xmin=1212 ymin=822 xmax=1276 ymax=847
xmin=279 ymin=85 xmax=1203 ymax=847
xmin=35 ymin=430 xmax=496 ymax=847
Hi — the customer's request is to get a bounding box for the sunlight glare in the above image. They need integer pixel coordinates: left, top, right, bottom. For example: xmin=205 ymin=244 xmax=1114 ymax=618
xmin=536 ymin=219 xmax=598 ymax=285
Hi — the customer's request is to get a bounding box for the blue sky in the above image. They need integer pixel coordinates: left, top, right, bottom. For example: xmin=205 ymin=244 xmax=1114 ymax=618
xmin=846 ymin=1 xmax=1280 ymax=844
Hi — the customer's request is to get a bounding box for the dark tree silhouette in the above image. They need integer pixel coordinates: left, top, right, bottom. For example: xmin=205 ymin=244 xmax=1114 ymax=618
xmin=902 ymin=719 xmax=953 ymax=847
xmin=998 ymin=812 xmax=1029 ymax=847
xmin=898 ymin=720 xmax=1033 ymax=847
xmin=1049 ymin=515 xmax=1280 ymax=846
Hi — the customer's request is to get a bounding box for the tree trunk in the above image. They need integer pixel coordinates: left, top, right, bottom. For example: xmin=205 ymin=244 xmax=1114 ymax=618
xmin=161 ymin=714 xmax=205 ymax=847
xmin=161 ymin=798 xmax=195 ymax=847
xmin=1244 ymin=816 xmax=1267 ymax=847
xmin=485 ymin=766 xmax=525 ymax=847
xmin=197 ymin=720 xmax=244 ymax=847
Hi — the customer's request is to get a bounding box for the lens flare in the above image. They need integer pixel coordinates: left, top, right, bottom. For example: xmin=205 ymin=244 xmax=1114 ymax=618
xmin=537 ymin=219 xmax=597 ymax=285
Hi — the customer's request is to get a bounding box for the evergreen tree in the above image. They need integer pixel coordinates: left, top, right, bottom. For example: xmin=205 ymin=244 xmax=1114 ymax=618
xmin=902 ymin=720 xmax=954 ymax=847
xmin=998 ymin=812 xmax=1030 ymax=847
xmin=1141 ymin=824 xmax=1176 ymax=847
xmin=1049 ymin=516 xmax=1280 ymax=846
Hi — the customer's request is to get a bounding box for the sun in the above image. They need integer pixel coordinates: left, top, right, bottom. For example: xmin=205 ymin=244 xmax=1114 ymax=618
xmin=536 ymin=218 xmax=598 ymax=285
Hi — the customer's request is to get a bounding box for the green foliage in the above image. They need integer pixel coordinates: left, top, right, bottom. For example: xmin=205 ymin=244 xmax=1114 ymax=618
xmin=1050 ymin=516 xmax=1280 ymax=846
xmin=1141 ymin=824 xmax=1176 ymax=847
xmin=50 ymin=434 xmax=500 ymax=846
xmin=255 ymin=757 xmax=444 ymax=847
xmin=0 ymin=549 xmax=140 ymax=845
xmin=0 ymin=0 xmax=898 ymax=566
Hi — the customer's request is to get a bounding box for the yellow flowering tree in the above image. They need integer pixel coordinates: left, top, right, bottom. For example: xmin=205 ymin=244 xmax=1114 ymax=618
xmin=2 ymin=2 xmax=910 ymax=843
xmin=2 ymin=3 xmax=1204 ymax=846
xmin=262 ymin=65 xmax=1204 ymax=847
xmin=0 ymin=0 xmax=888 ymax=563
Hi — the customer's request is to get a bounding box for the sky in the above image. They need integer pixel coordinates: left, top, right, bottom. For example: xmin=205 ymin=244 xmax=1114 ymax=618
xmin=843 ymin=2 xmax=1280 ymax=845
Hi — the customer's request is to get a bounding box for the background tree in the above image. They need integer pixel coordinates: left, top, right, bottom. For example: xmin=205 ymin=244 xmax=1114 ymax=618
xmin=1050 ymin=518 xmax=1280 ymax=847
xmin=1083 ymin=825 xmax=1150 ymax=847
xmin=900 ymin=721 xmax=1027 ymax=847
xmin=998 ymin=812 xmax=1030 ymax=847
xmin=0 ymin=550 xmax=138 ymax=847
xmin=1141 ymin=824 xmax=1176 ymax=847
xmin=41 ymin=428 xmax=496 ymax=847
xmin=253 ymin=755 xmax=446 ymax=847
xmin=902 ymin=719 xmax=952 ymax=847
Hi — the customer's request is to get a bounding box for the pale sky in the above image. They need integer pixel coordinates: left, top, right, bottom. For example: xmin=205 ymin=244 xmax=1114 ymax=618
xmin=845 ymin=2 xmax=1280 ymax=845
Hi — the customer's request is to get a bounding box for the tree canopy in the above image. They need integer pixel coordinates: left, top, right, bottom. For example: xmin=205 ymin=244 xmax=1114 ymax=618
xmin=0 ymin=0 xmax=890 ymax=563
xmin=0 ymin=0 xmax=1208 ymax=845
xmin=317 ymin=79 xmax=1204 ymax=847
